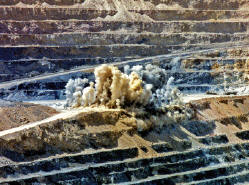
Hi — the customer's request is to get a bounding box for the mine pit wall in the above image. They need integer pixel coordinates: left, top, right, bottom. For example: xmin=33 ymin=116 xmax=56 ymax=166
xmin=0 ymin=0 xmax=248 ymax=10
xmin=1 ymin=48 xmax=249 ymax=101
xmin=0 ymin=1 xmax=248 ymax=184
xmin=0 ymin=21 xmax=248 ymax=34
xmin=0 ymin=33 xmax=248 ymax=46
xmin=0 ymin=8 xmax=248 ymax=21
xmin=0 ymin=0 xmax=248 ymax=100
xmin=188 ymin=96 xmax=249 ymax=140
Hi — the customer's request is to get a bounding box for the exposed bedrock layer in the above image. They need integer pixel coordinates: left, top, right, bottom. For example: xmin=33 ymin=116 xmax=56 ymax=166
xmin=0 ymin=33 xmax=248 ymax=46
xmin=0 ymin=45 xmax=248 ymax=61
xmin=0 ymin=8 xmax=248 ymax=21
xmin=0 ymin=109 xmax=137 ymax=160
xmin=1 ymin=21 xmax=248 ymax=34
xmin=0 ymin=0 xmax=248 ymax=10
xmin=191 ymin=96 xmax=249 ymax=131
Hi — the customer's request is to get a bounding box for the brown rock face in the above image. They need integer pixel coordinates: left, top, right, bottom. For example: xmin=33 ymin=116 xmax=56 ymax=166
xmin=0 ymin=108 xmax=137 ymax=157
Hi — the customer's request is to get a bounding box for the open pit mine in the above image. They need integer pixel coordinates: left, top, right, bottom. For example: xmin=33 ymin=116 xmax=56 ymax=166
xmin=0 ymin=0 xmax=249 ymax=184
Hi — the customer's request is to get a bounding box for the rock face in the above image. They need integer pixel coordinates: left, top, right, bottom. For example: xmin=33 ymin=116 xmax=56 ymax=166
xmin=0 ymin=109 xmax=136 ymax=159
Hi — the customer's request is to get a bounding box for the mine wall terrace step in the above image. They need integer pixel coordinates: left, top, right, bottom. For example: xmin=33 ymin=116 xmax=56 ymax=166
xmin=0 ymin=8 xmax=248 ymax=21
xmin=236 ymin=130 xmax=249 ymax=140
xmin=2 ymin=80 xmax=245 ymax=102
xmin=0 ymin=86 xmax=213 ymax=101
xmin=151 ymin=139 xmax=192 ymax=153
xmin=0 ymin=56 xmax=138 ymax=63
xmin=0 ymin=0 xmax=247 ymax=10
xmin=0 ymin=89 xmax=65 ymax=101
xmin=1 ymin=141 xmax=248 ymax=175
xmin=0 ymin=147 xmax=138 ymax=179
xmin=1 ymin=83 xmax=247 ymax=101
xmin=0 ymin=21 xmax=248 ymax=34
xmin=0 ymin=44 xmax=229 ymax=60
xmin=0 ymin=70 xmax=242 ymax=90
xmin=59 ymin=171 xmax=249 ymax=185
xmin=1 ymin=55 xmax=161 ymax=83
xmin=0 ymin=123 xmax=135 ymax=161
xmin=90 ymin=157 xmax=220 ymax=184
xmin=151 ymin=142 xmax=174 ymax=153
xmin=3 ymin=150 xmax=248 ymax=184
xmin=2 ymin=81 xmax=247 ymax=100
xmin=153 ymin=135 xmax=230 ymax=152
xmin=1 ymin=57 xmax=248 ymax=83
xmin=1 ymin=142 xmax=248 ymax=183
xmin=8 ymin=81 xmax=69 ymax=91
xmin=120 ymin=160 xmax=249 ymax=185
xmin=0 ymin=57 xmax=139 ymax=82
xmin=178 ymin=85 xmax=214 ymax=93
xmin=0 ymin=32 xmax=248 ymax=46
xmin=0 ymin=43 xmax=247 ymax=84
xmin=0 ymin=57 xmax=247 ymax=65
xmin=181 ymin=58 xmax=249 ymax=70
xmin=197 ymin=135 xmax=229 ymax=146
xmin=0 ymin=85 xmax=218 ymax=99
xmin=0 ymin=56 xmax=248 ymax=83
xmin=103 ymin=152 xmax=248 ymax=184
xmin=0 ymin=41 xmax=247 ymax=60
xmin=0 ymin=45 xmax=171 ymax=60
xmin=185 ymin=171 xmax=249 ymax=185
xmin=174 ymin=83 xmax=249 ymax=93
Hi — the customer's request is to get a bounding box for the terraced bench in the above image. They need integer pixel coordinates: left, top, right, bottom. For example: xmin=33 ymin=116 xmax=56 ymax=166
xmin=236 ymin=130 xmax=249 ymax=140
xmin=0 ymin=8 xmax=248 ymax=21
xmin=0 ymin=21 xmax=248 ymax=34
xmin=1 ymin=55 xmax=248 ymax=100
xmin=121 ymin=160 xmax=249 ymax=185
xmin=0 ymin=33 xmax=248 ymax=46
xmin=197 ymin=134 xmax=229 ymax=146
xmin=1 ymin=142 xmax=248 ymax=184
xmin=0 ymin=56 xmax=139 ymax=83
xmin=0 ymin=0 xmax=247 ymax=10
xmin=0 ymin=147 xmax=138 ymax=178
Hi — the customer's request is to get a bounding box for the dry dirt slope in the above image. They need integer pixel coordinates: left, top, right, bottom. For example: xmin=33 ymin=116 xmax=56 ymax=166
xmin=0 ymin=100 xmax=58 ymax=131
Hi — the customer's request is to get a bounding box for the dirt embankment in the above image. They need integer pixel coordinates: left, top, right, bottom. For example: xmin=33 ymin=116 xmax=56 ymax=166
xmin=190 ymin=95 xmax=249 ymax=142
xmin=0 ymin=100 xmax=58 ymax=131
